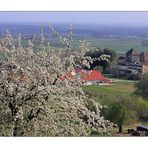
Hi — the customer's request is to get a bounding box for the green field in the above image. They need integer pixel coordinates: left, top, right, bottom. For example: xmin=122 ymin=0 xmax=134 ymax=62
xmin=2 ymin=37 xmax=148 ymax=53
xmin=83 ymin=81 xmax=135 ymax=95
xmin=88 ymin=38 xmax=148 ymax=52
xmin=83 ymin=80 xmax=136 ymax=105
xmin=72 ymin=38 xmax=148 ymax=52
xmin=48 ymin=37 xmax=148 ymax=53
xmin=45 ymin=37 xmax=148 ymax=52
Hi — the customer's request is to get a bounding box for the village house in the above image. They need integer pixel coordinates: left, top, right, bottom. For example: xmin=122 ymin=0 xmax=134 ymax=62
xmin=140 ymin=52 xmax=148 ymax=66
xmin=117 ymin=56 xmax=126 ymax=65
xmin=125 ymin=48 xmax=140 ymax=64
xmin=79 ymin=69 xmax=112 ymax=85
xmin=61 ymin=69 xmax=112 ymax=85
xmin=118 ymin=48 xmax=148 ymax=66
xmin=142 ymin=65 xmax=148 ymax=76
xmin=115 ymin=48 xmax=148 ymax=79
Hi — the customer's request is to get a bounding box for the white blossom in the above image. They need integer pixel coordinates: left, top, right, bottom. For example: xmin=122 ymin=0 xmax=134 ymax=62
xmin=0 ymin=25 xmax=113 ymax=136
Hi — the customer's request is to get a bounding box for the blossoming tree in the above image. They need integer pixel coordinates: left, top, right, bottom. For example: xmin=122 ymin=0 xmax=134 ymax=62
xmin=0 ymin=25 xmax=113 ymax=136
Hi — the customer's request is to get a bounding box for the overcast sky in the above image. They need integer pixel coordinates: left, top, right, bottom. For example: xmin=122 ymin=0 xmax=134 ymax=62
xmin=0 ymin=12 xmax=148 ymax=25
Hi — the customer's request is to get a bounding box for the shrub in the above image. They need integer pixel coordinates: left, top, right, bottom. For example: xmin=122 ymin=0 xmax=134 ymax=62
xmin=134 ymin=74 xmax=148 ymax=100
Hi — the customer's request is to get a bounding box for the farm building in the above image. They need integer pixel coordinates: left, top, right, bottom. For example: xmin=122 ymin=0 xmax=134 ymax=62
xmin=142 ymin=65 xmax=148 ymax=76
xmin=78 ymin=69 xmax=112 ymax=85
xmin=118 ymin=49 xmax=148 ymax=66
xmin=117 ymin=56 xmax=126 ymax=65
xmin=117 ymin=48 xmax=140 ymax=65
xmin=116 ymin=49 xmax=148 ymax=78
xmin=140 ymin=52 xmax=148 ymax=66
xmin=126 ymin=48 xmax=140 ymax=63
xmin=52 ymin=69 xmax=112 ymax=85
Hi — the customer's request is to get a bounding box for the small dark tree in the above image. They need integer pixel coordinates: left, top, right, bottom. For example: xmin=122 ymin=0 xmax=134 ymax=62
xmin=104 ymin=99 xmax=136 ymax=133
xmin=86 ymin=48 xmax=116 ymax=72
xmin=132 ymin=97 xmax=148 ymax=120
xmin=107 ymin=102 xmax=125 ymax=133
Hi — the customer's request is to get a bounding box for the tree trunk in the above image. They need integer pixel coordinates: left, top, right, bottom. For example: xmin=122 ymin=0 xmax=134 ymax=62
xmin=103 ymin=66 xmax=105 ymax=73
xmin=119 ymin=125 xmax=123 ymax=133
xmin=9 ymin=105 xmax=24 ymax=136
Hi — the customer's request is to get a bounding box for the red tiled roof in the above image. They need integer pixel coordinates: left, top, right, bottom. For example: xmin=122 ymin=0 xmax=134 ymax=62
xmin=79 ymin=69 xmax=111 ymax=83
xmin=60 ymin=69 xmax=112 ymax=83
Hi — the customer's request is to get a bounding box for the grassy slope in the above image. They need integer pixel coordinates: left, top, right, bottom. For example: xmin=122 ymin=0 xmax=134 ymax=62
xmin=83 ymin=82 xmax=134 ymax=94
xmin=83 ymin=81 xmax=140 ymax=136
xmin=83 ymin=80 xmax=148 ymax=136
xmin=83 ymin=80 xmax=135 ymax=104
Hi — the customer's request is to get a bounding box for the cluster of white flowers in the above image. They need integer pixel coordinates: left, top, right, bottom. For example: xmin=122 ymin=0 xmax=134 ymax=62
xmin=97 ymin=54 xmax=110 ymax=62
xmin=5 ymin=30 xmax=15 ymax=49
xmin=18 ymin=33 xmax=22 ymax=48
xmin=0 ymin=26 xmax=113 ymax=136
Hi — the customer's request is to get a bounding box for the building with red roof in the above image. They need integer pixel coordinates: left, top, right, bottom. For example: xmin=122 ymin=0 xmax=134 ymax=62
xmin=79 ymin=69 xmax=112 ymax=85
xmin=60 ymin=69 xmax=112 ymax=85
